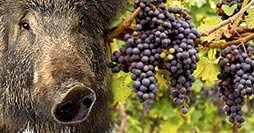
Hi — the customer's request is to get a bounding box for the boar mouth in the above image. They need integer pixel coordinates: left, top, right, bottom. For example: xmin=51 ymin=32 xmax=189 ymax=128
xmin=51 ymin=82 xmax=96 ymax=124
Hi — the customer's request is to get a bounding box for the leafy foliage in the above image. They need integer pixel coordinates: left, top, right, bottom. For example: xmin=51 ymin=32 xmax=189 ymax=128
xmin=110 ymin=0 xmax=254 ymax=132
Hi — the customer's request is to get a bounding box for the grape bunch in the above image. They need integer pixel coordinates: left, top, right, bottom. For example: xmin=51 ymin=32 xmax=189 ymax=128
xmin=218 ymin=44 xmax=254 ymax=128
xmin=109 ymin=0 xmax=200 ymax=113
xmin=216 ymin=0 xmax=248 ymax=20
xmin=163 ymin=8 xmax=200 ymax=114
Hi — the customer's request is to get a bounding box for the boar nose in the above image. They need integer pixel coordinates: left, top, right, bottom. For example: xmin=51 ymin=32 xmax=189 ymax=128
xmin=52 ymin=82 xmax=96 ymax=124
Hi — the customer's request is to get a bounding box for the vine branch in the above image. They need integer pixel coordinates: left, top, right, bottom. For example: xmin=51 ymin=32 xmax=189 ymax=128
xmin=203 ymin=33 xmax=254 ymax=49
xmin=202 ymin=0 xmax=254 ymax=36
xmin=108 ymin=7 xmax=141 ymax=41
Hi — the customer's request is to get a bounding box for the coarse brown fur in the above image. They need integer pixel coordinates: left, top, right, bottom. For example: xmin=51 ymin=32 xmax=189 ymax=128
xmin=0 ymin=0 xmax=124 ymax=132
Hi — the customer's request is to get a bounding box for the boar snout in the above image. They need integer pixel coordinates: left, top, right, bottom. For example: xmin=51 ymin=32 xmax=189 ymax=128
xmin=52 ymin=82 xmax=96 ymax=124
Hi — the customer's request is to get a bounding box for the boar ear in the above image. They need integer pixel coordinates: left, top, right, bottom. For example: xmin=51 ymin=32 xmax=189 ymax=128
xmin=79 ymin=0 xmax=126 ymax=34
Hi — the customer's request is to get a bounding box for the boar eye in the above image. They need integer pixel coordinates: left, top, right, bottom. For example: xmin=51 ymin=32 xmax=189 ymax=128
xmin=79 ymin=20 xmax=82 ymax=26
xmin=79 ymin=18 xmax=84 ymax=26
xmin=19 ymin=20 xmax=30 ymax=30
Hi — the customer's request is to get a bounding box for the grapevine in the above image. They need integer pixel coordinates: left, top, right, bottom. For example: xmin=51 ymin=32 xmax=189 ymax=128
xmin=109 ymin=0 xmax=254 ymax=132
xmin=109 ymin=0 xmax=200 ymax=113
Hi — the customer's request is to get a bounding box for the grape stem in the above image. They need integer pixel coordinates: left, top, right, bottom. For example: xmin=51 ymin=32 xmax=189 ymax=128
xmin=202 ymin=0 xmax=254 ymax=36
xmin=247 ymin=96 xmax=251 ymax=114
xmin=108 ymin=7 xmax=141 ymax=40
xmin=227 ymin=26 xmax=254 ymax=38
xmin=232 ymin=123 xmax=238 ymax=133
xmin=241 ymin=41 xmax=248 ymax=54
xmin=195 ymin=26 xmax=254 ymax=49
xmin=140 ymin=106 xmax=146 ymax=133
xmin=149 ymin=118 xmax=158 ymax=133
xmin=119 ymin=103 xmax=128 ymax=133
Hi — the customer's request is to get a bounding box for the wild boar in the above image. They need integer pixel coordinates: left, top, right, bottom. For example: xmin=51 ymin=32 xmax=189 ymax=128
xmin=0 ymin=0 xmax=124 ymax=132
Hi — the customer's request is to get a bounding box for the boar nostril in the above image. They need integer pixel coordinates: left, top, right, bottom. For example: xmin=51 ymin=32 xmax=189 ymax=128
xmin=56 ymin=101 xmax=77 ymax=122
xmin=60 ymin=101 xmax=76 ymax=113
xmin=52 ymin=82 xmax=96 ymax=124
xmin=82 ymin=97 xmax=93 ymax=108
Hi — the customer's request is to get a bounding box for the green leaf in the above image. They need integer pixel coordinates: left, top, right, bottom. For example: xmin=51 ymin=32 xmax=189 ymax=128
xmin=221 ymin=4 xmax=237 ymax=16
xmin=149 ymin=98 xmax=174 ymax=119
xmin=204 ymin=80 xmax=216 ymax=88
xmin=246 ymin=8 xmax=254 ymax=28
xmin=191 ymin=110 xmax=203 ymax=124
xmin=128 ymin=116 xmax=142 ymax=132
xmin=192 ymin=79 xmax=204 ymax=92
xmin=111 ymin=73 xmax=132 ymax=104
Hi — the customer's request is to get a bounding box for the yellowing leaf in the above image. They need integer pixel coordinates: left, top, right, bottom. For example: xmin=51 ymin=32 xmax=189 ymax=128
xmin=156 ymin=70 xmax=171 ymax=87
xmin=197 ymin=18 xmax=219 ymax=33
xmin=193 ymin=57 xmax=207 ymax=77
xmin=110 ymin=39 xmax=119 ymax=53
xmin=197 ymin=18 xmax=224 ymax=42
xmin=194 ymin=57 xmax=220 ymax=82
xmin=208 ymin=49 xmax=217 ymax=60
xmin=199 ymin=62 xmax=220 ymax=81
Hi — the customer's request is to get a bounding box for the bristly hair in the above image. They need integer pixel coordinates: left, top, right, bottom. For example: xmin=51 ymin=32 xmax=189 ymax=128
xmin=2 ymin=0 xmax=125 ymax=34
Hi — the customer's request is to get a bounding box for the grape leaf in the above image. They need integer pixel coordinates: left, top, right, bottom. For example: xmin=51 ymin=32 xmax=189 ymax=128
xmin=208 ymin=49 xmax=217 ymax=61
xmin=197 ymin=18 xmax=223 ymax=42
xmin=197 ymin=18 xmax=219 ymax=32
xmin=193 ymin=57 xmax=219 ymax=82
xmin=221 ymin=4 xmax=237 ymax=16
xmin=246 ymin=8 xmax=254 ymax=28
xmin=111 ymin=73 xmax=132 ymax=104
xmin=156 ymin=69 xmax=171 ymax=87
xmin=110 ymin=39 xmax=120 ymax=53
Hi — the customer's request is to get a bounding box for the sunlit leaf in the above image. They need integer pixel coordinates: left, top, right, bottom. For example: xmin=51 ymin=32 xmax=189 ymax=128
xmin=156 ymin=70 xmax=171 ymax=87
xmin=111 ymin=73 xmax=132 ymax=104
xmin=208 ymin=49 xmax=217 ymax=60
xmin=194 ymin=57 xmax=220 ymax=82
xmin=221 ymin=4 xmax=237 ymax=16
xmin=197 ymin=18 xmax=224 ymax=42
xmin=246 ymin=8 xmax=254 ymax=28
